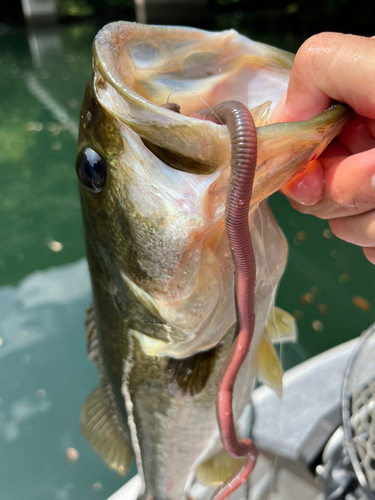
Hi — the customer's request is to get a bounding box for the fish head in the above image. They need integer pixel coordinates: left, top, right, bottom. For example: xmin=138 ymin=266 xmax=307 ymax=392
xmin=77 ymin=22 xmax=351 ymax=358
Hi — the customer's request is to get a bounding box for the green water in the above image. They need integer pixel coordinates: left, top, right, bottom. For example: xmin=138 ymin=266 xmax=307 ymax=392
xmin=1 ymin=21 xmax=375 ymax=500
xmin=0 ymin=25 xmax=96 ymax=287
xmin=0 ymin=24 xmax=136 ymax=500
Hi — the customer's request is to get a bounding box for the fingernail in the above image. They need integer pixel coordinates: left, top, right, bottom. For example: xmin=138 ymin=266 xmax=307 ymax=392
xmin=283 ymin=161 xmax=324 ymax=206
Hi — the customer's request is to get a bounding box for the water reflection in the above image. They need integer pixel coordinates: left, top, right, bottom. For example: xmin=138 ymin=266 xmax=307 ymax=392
xmin=0 ymin=393 xmax=51 ymax=442
xmin=0 ymin=260 xmax=133 ymax=499
xmin=0 ymin=260 xmax=90 ymax=356
xmin=27 ymin=28 xmax=62 ymax=69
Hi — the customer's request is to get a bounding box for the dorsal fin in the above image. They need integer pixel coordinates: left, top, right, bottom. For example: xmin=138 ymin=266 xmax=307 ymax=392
xmin=165 ymin=345 xmax=220 ymax=396
xmin=80 ymin=384 xmax=132 ymax=475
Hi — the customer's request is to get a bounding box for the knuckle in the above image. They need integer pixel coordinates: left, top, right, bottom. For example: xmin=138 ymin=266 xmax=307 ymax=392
xmin=293 ymin=33 xmax=349 ymax=97
xmin=295 ymin=33 xmax=336 ymax=67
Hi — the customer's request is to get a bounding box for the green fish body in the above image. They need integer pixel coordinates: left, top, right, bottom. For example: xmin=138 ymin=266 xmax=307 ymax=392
xmin=76 ymin=22 xmax=351 ymax=500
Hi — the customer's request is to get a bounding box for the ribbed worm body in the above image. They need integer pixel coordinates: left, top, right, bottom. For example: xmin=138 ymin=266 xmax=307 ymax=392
xmin=193 ymin=101 xmax=259 ymax=500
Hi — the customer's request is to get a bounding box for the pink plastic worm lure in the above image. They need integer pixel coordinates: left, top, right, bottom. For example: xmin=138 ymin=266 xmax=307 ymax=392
xmin=192 ymin=101 xmax=259 ymax=500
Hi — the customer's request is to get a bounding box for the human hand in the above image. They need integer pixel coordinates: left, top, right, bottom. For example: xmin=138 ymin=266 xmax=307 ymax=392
xmin=271 ymin=32 xmax=375 ymax=264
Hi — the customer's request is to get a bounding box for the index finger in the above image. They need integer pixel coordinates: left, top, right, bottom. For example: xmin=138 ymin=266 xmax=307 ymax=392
xmin=272 ymin=33 xmax=375 ymax=123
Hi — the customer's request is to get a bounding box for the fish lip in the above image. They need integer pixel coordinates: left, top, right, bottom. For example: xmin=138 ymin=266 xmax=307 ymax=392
xmin=92 ymin=22 xmax=216 ymax=123
xmin=92 ymin=21 xmax=352 ymax=187
xmin=90 ymin=21 xmax=292 ymax=175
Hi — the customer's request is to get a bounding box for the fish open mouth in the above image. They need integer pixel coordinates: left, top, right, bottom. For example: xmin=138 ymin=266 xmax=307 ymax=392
xmin=93 ymin=21 xmax=350 ymax=201
xmin=80 ymin=22 xmax=351 ymax=359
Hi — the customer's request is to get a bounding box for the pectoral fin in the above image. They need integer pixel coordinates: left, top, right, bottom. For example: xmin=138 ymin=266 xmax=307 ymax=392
xmin=266 ymin=306 xmax=297 ymax=343
xmin=197 ymin=449 xmax=247 ymax=486
xmin=166 ymin=345 xmax=220 ymax=396
xmin=80 ymin=385 xmax=132 ymax=475
xmin=256 ymin=331 xmax=283 ymax=397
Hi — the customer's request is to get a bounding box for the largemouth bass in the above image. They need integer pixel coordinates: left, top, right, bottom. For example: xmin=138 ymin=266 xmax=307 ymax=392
xmin=76 ymin=21 xmax=351 ymax=500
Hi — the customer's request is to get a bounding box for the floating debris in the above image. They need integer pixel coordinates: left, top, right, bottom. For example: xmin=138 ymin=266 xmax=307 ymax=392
xmin=352 ymin=296 xmax=371 ymax=312
xmin=51 ymin=141 xmax=62 ymax=151
xmin=92 ymin=483 xmax=102 ymax=492
xmin=310 ymin=285 xmax=318 ymax=295
xmin=338 ymin=273 xmax=349 ymax=284
xmin=66 ymin=447 xmax=79 ymax=463
xmin=323 ymin=228 xmax=333 ymax=239
xmin=47 ymin=122 xmax=59 ymax=133
xmin=293 ymin=310 xmax=303 ymax=320
xmin=64 ymin=54 xmax=75 ymax=64
xmin=26 ymin=121 xmax=43 ymax=132
xmin=36 ymin=389 xmax=46 ymax=398
xmin=318 ymin=304 xmax=329 ymax=315
xmin=300 ymin=292 xmax=315 ymax=305
xmin=296 ymin=230 xmax=307 ymax=242
xmin=312 ymin=320 xmax=324 ymax=332
xmin=68 ymin=99 xmax=78 ymax=109
xmin=331 ymin=249 xmax=340 ymax=258
xmin=45 ymin=238 xmax=63 ymax=252
xmin=0 ymin=337 xmax=3 ymax=347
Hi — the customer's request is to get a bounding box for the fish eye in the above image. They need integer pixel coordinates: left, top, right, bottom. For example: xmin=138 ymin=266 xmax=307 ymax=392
xmin=76 ymin=147 xmax=106 ymax=193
